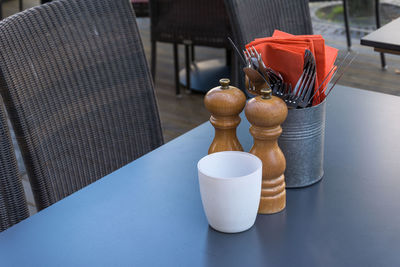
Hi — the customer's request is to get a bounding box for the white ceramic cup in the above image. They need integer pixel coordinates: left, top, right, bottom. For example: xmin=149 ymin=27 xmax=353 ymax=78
xmin=197 ymin=151 xmax=262 ymax=233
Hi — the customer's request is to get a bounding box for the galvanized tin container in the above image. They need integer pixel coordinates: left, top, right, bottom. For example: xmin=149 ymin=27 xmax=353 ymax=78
xmin=279 ymin=100 xmax=326 ymax=188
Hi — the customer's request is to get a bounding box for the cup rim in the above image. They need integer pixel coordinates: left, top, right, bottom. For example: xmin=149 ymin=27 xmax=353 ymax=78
xmin=197 ymin=151 xmax=262 ymax=181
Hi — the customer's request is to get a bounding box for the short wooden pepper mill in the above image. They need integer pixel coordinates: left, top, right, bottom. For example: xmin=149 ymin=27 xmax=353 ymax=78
xmin=204 ymin=78 xmax=246 ymax=154
xmin=245 ymin=88 xmax=288 ymax=214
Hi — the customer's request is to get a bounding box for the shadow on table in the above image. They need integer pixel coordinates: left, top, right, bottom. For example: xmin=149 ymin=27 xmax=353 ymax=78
xmin=204 ymin=180 xmax=326 ymax=266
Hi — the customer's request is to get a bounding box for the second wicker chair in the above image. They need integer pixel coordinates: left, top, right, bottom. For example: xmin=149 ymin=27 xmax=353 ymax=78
xmin=149 ymin=0 xmax=232 ymax=95
xmin=224 ymin=0 xmax=313 ymax=90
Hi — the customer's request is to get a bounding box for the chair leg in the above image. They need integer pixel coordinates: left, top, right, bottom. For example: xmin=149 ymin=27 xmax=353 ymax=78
xmin=185 ymin=43 xmax=191 ymax=91
xmin=173 ymin=43 xmax=180 ymax=95
xmin=19 ymin=0 xmax=23 ymax=11
xmin=151 ymin=41 xmax=156 ymax=80
xmin=191 ymin=45 xmax=195 ymax=62
xmin=379 ymin=53 xmax=386 ymax=69
xmin=375 ymin=0 xmax=386 ymax=69
xmin=343 ymin=0 xmax=351 ymax=49
xmin=226 ymin=48 xmax=232 ymax=66
xmin=0 ymin=0 xmax=3 ymax=20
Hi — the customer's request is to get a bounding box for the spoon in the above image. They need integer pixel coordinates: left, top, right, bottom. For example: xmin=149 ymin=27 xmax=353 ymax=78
xmin=243 ymin=67 xmax=271 ymax=95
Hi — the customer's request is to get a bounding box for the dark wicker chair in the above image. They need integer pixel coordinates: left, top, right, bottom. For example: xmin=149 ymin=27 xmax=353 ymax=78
xmin=131 ymin=0 xmax=149 ymax=18
xmin=224 ymin=0 xmax=313 ymax=90
xmin=149 ymin=0 xmax=232 ymax=95
xmin=0 ymin=100 xmax=29 ymax=231
xmin=0 ymin=0 xmax=164 ymax=210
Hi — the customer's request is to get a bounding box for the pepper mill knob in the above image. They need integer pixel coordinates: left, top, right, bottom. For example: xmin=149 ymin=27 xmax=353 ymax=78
xmin=260 ymin=88 xmax=272 ymax=99
xmin=245 ymin=88 xmax=288 ymax=214
xmin=219 ymin=78 xmax=230 ymax=89
xmin=204 ymin=78 xmax=246 ymax=154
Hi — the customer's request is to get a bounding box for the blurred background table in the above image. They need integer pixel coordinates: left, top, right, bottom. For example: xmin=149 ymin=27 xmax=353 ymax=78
xmin=361 ymin=17 xmax=400 ymax=55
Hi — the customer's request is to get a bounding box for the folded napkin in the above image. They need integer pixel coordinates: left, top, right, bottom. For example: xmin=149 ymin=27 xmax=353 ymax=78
xmin=246 ymin=30 xmax=338 ymax=105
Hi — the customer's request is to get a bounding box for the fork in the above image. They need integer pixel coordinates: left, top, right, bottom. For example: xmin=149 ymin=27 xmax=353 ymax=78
xmin=284 ymin=49 xmax=316 ymax=108
xmin=248 ymin=46 xmax=283 ymax=84
xmin=243 ymin=47 xmax=283 ymax=90
xmin=307 ymin=51 xmax=357 ymax=105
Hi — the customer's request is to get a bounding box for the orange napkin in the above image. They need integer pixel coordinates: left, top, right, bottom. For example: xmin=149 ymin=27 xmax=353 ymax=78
xmin=246 ymin=30 xmax=338 ymax=105
xmin=247 ymin=38 xmax=315 ymax=91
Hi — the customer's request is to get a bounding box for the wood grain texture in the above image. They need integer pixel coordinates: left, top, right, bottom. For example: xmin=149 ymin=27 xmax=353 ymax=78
xmin=204 ymin=80 xmax=246 ymax=154
xmin=374 ymin=47 xmax=400 ymax=56
xmin=245 ymin=94 xmax=288 ymax=214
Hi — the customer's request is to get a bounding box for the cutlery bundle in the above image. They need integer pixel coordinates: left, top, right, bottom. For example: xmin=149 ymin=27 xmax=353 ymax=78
xmin=230 ymin=30 xmax=356 ymax=108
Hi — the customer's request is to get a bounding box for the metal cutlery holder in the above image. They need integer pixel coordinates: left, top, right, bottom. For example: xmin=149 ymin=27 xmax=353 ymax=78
xmin=279 ymin=100 xmax=326 ymax=188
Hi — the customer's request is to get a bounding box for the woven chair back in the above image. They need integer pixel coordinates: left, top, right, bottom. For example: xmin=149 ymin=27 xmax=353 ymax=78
xmin=0 ymin=100 xmax=28 ymax=231
xmin=150 ymin=0 xmax=232 ymax=47
xmin=0 ymin=0 xmax=163 ymax=210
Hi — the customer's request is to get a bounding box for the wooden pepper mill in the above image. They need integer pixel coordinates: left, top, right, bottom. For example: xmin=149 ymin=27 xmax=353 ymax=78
xmin=245 ymin=88 xmax=288 ymax=214
xmin=204 ymin=78 xmax=246 ymax=154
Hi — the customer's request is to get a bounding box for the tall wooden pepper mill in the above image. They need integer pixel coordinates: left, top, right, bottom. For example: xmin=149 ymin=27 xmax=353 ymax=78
xmin=204 ymin=78 xmax=246 ymax=154
xmin=245 ymin=88 xmax=288 ymax=214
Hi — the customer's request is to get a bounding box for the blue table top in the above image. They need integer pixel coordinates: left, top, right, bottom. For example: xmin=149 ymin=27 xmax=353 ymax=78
xmin=0 ymin=85 xmax=400 ymax=266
